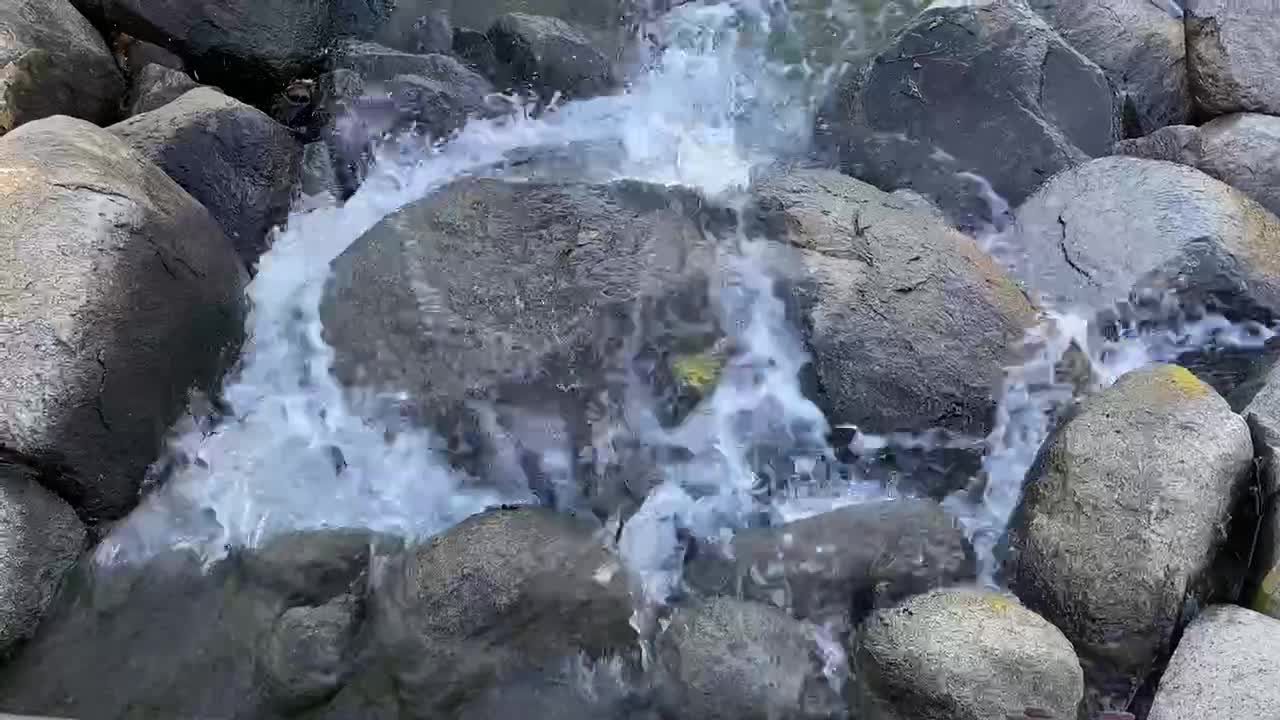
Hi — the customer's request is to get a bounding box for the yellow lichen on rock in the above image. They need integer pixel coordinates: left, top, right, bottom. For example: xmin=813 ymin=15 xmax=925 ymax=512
xmin=1253 ymin=567 xmax=1280 ymax=620
xmin=672 ymin=351 xmax=724 ymax=392
xmin=1152 ymin=364 xmax=1210 ymax=398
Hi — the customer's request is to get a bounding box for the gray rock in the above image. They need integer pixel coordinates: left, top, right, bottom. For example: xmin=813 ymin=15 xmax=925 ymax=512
xmin=488 ymin=13 xmax=617 ymax=101
xmin=1186 ymin=0 xmax=1280 ymax=117
xmin=1147 ymin=605 xmax=1280 ymax=720
xmin=333 ymin=1 xmax=453 ymax=55
xmin=1005 ymin=364 xmax=1254 ymax=711
xmin=1237 ymin=359 xmax=1280 ymax=620
xmin=0 ymin=456 xmax=86 ymax=654
xmin=260 ymin=595 xmax=360 ymax=711
xmin=1114 ymin=113 xmax=1280 ymax=221
xmin=111 ymin=33 xmax=185 ymax=77
xmin=0 ymin=116 xmax=246 ymax=521
xmin=369 ymin=507 xmax=637 ymax=717
xmin=111 ymin=87 xmax=303 ymax=268
xmin=853 ymin=588 xmax=1084 ymax=720
xmin=685 ymin=499 xmax=975 ymax=627
xmin=655 ymin=596 xmax=843 ymax=720
xmin=125 ymin=63 xmax=198 ymax=116
xmin=1011 ymin=155 xmax=1280 ymax=313
xmin=300 ymin=141 xmax=339 ymax=198
xmin=456 ymin=657 xmax=657 ymax=720
xmin=1028 ymin=0 xmax=1190 ymax=136
xmin=815 ymin=1 xmax=1117 ymax=227
xmin=242 ymin=528 xmax=400 ymax=606
xmin=749 ymin=168 xmax=1038 ymax=438
xmin=0 ymin=0 xmax=125 ymax=134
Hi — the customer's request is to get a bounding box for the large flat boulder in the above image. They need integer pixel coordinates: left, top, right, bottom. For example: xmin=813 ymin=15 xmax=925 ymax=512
xmin=1005 ymin=364 xmax=1254 ymax=711
xmin=0 ymin=0 xmax=125 ymax=134
xmin=1186 ymin=0 xmax=1280 ymax=117
xmin=0 ymin=116 xmax=246 ymax=521
xmin=110 ymin=87 xmax=302 ymax=268
xmin=815 ymin=0 xmax=1117 ymax=227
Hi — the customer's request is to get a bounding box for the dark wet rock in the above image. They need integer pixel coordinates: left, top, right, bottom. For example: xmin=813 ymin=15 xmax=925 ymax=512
xmin=0 ymin=0 xmax=125 ymax=134
xmin=0 ymin=456 xmax=86 ymax=655
xmin=488 ymin=13 xmax=617 ymax=101
xmin=1011 ymin=156 xmax=1280 ymax=314
xmin=110 ymin=87 xmax=303 ymax=268
xmin=655 ymin=596 xmax=844 ymax=720
xmin=749 ymin=168 xmax=1038 ymax=438
xmin=334 ymin=0 xmax=453 ymax=55
xmin=242 ymin=528 xmax=400 ymax=606
xmin=260 ymin=595 xmax=361 ymax=711
xmin=1005 ymin=364 xmax=1254 ymax=712
xmin=367 ymin=507 xmax=637 ymax=716
xmin=1147 ymin=605 xmax=1280 ymax=720
xmin=1186 ymin=0 xmax=1280 ymax=118
xmin=0 ymin=116 xmax=246 ymax=521
xmin=1029 ymin=0 xmax=1190 ymax=136
xmin=110 ymin=32 xmax=184 ymax=77
xmin=852 ymin=589 xmax=1083 ymax=720
xmin=125 ymin=62 xmax=199 ymax=116
xmin=454 ymin=27 xmax=500 ymax=79
xmin=455 ymin=658 xmax=659 ymax=720
xmin=1236 ymin=358 xmax=1280 ymax=619
xmin=685 ymin=499 xmax=975 ymax=627
xmin=320 ymin=177 xmax=722 ymax=492
xmin=815 ymin=0 xmax=1117 ymax=228
xmin=300 ymin=140 xmax=340 ymax=198
xmin=1114 ymin=113 xmax=1280 ymax=221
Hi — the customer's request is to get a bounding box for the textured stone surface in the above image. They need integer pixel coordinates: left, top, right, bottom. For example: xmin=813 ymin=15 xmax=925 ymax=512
xmin=853 ymin=589 xmax=1083 ymax=720
xmin=125 ymin=63 xmax=198 ymax=116
xmin=1186 ymin=0 xmax=1280 ymax=117
xmin=0 ymin=116 xmax=246 ymax=521
xmin=260 ymin=595 xmax=360 ymax=710
xmin=488 ymin=13 xmax=616 ymax=101
xmin=1006 ymin=364 xmax=1254 ymax=710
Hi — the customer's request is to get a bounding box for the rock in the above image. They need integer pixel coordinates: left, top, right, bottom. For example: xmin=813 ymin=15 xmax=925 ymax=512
xmin=1028 ymin=0 xmax=1190 ymax=136
xmin=241 ymin=528 xmax=400 ymax=606
xmin=333 ymin=1 xmax=453 ymax=55
xmin=853 ymin=589 xmax=1083 ymax=720
xmin=1237 ymin=359 xmax=1280 ymax=619
xmin=110 ymin=32 xmax=184 ymax=77
xmin=748 ymin=168 xmax=1038 ymax=438
xmin=0 ymin=116 xmax=246 ymax=521
xmin=0 ymin=0 xmax=125 ymax=134
xmin=126 ymin=63 xmax=198 ymax=116
xmin=320 ymin=178 xmax=722 ymax=487
xmin=0 ymin=456 xmax=86 ymax=654
xmin=1186 ymin=0 xmax=1280 ymax=117
xmin=655 ymin=597 xmax=843 ymax=720
xmin=455 ymin=658 xmax=658 ymax=720
xmin=1147 ymin=605 xmax=1280 ymax=720
xmin=488 ymin=13 xmax=616 ymax=101
xmin=1005 ymin=364 xmax=1254 ymax=710
xmin=686 ymin=499 xmax=975 ymax=626
xmin=815 ymin=1 xmax=1117 ymax=227
xmin=110 ymin=87 xmax=303 ymax=267
xmin=1114 ymin=113 xmax=1280 ymax=221
xmin=300 ymin=141 xmax=339 ymax=199
xmin=368 ymin=507 xmax=637 ymax=716
xmin=1011 ymin=155 xmax=1280 ymax=313
xmin=453 ymin=27 xmax=499 ymax=79
xmin=260 ymin=595 xmax=360 ymax=711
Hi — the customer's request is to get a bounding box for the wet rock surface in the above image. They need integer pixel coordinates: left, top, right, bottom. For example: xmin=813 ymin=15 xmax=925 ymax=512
xmin=0 ymin=116 xmax=246 ymax=521
xmin=125 ymin=62 xmax=199 ymax=116
xmin=1186 ymin=0 xmax=1280 ymax=117
xmin=853 ymin=589 xmax=1084 ymax=720
xmin=488 ymin=13 xmax=617 ymax=101
xmin=1236 ymin=357 xmax=1280 ymax=619
xmin=110 ymin=87 xmax=303 ymax=267
xmin=0 ymin=0 xmax=125 ymax=134
xmin=1006 ymin=364 xmax=1254 ymax=712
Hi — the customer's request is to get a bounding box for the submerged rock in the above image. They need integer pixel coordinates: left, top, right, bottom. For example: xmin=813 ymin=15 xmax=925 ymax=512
xmin=1147 ymin=605 xmax=1280 ymax=720
xmin=852 ymin=589 xmax=1084 ymax=720
xmin=1028 ymin=0 xmax=1189 ymax=136
xmin=125 ymin=63 xmax=199 ymax=116
xmin=488 ymin=13 xmax=617 ymax=101
xmin=1186 ymin=0 xmax=1280 ymax=117
xmin=1005 ymin=364 xmax=1254 ymax=711
xmin=0 ymin=116 xmax=246 ymax=521
xmin=815 ymin=0 xmax=1117 ymax=227
xmin=110 ymin=87 xmax=302 ymax=267
xmin=685 ymin=499 xmax=975 ymax=626
xmin=0 ymin=0 xmax=125 ymax=134
xmin=260 ymin=595 xmax=361 ymax=711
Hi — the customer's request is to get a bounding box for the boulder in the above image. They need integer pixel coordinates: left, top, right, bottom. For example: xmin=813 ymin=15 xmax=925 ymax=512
xmin=685 ymin=499 xmax=975 ymax=626
xmin=455 ymin=658 xmax=657 ymax=720
xmin=1011 ymin=155 xmax=1280 ymax=313
xmin=1114 ymin=113 xmax=1280 ymax=221
xmin=654 ymin=596 xmax=843 ymax=720
xmin=368 ymin=507 xmax=637 ymax=716
xmin=1147 ymin=605 xmax=1280 ymax=720
xmin=1186 ymin=0 xmax=1280 ymax=117
xmin=748 ymin=168 xmax=1038 ymax=438
xmin=1028 ymin=0 xmax=1190 ymax=136
xmin=0 ymin=457 xmax=86 ymax=655
xmin=259 ymin=595 xmax=360 ymax=711
xmin=0 ymin=116 xmax=246 ymax=521
xmin=125 ymin=63 xmax=199 ymax=116
xmin=852 ymin=589 xmax=1084 ymax=720
xmin=1236 ymin=359 xmax=1280 ymax=619
xmin=0 ymin=0 xmax=125 ymax=134
xmin=488 ymin=13 xmax=616 ymax=101
xmin=814 ymin=1 xmax=1117 ymax=227
xmin=110 ymin=32 xmax=184 ymax=78
xmin=1005 ymin=364 xmax=1254 ymax=710
xmin=333 ymin=1 xmax=453 ymax=55
xmin=110 ymin=87 xmax=303 ymax=267
xmin=299 ymin=141 xmax=339 ymax=199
